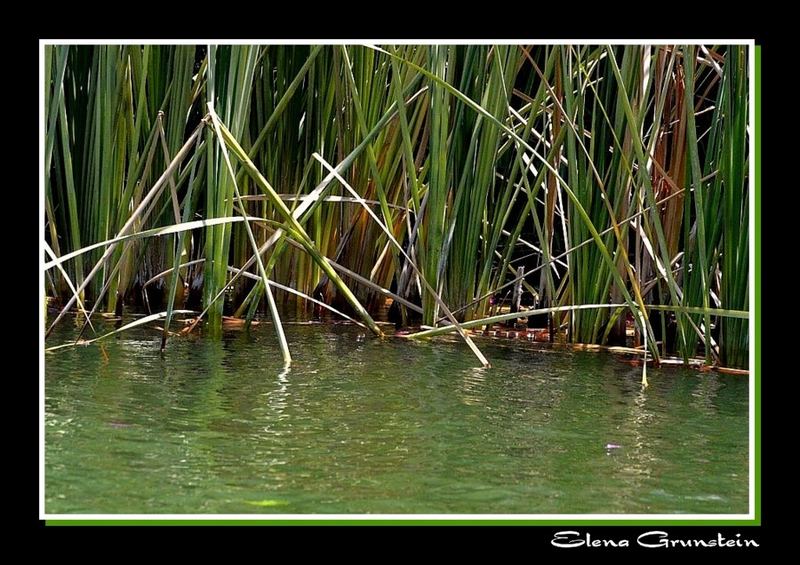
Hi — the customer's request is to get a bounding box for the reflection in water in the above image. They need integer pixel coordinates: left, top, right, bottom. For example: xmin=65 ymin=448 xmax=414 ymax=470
xmin=268 ymin=365 xmax=291 ymax=417
xmin=45 ymin=320 xmax=749 ymax=514
xmin=459 ymin=366 xmax=488 ymax=405
xmin=691 ymin=375 xmax=723 ymax=415
xmin=260 ymin=364 xmax=291 ymax=450
xmin=617 ymin=386 xmax=657 ymax=493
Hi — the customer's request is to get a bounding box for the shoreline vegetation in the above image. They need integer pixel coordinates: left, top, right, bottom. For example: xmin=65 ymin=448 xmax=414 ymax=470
xmin=44 ymin=44 xmax=750 ymax=377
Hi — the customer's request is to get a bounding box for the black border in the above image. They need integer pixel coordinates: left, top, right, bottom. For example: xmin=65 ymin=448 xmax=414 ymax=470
xmin=18 ymin=25 xmax=773 ymax=550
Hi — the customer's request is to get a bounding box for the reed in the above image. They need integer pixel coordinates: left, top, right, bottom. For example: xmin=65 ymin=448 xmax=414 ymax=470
xmin=44 ymin=44 xmax=751 ymax=369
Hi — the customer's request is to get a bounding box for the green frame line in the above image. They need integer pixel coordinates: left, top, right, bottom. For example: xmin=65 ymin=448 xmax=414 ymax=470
xmin=44 ymin=43 xmax=762 ymax=528
xmin=754 ymin=44 xmax=761 ymax=525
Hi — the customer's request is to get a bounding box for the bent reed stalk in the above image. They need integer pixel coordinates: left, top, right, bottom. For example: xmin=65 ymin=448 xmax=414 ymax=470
xmin=44 ymin=44 xmax=751 ymax=370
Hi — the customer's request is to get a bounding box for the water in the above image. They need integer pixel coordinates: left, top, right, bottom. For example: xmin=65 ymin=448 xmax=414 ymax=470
xmin=45 ymin=319 xmax=749 ymax=514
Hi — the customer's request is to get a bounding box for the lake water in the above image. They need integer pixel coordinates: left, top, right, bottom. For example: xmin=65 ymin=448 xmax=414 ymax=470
xmin=45 ymin=319 xmax=749 ymax=515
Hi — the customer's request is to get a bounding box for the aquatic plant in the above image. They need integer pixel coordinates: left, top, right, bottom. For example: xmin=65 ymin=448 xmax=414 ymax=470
xmin=44 ymin=44 xmax=751 ymax=369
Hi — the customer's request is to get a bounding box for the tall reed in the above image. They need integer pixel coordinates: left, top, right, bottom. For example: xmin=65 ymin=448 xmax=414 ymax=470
xmin=44 ymin=44 xmax=751 ymax=368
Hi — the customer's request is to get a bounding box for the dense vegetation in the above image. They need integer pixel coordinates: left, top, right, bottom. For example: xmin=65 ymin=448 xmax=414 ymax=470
xmin=44 ymin=44 xmax=750 ymax=369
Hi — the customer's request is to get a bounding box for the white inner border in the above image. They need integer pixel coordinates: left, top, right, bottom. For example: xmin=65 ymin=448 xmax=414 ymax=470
xmin=40 ymin=38 xmax=757 ymax=522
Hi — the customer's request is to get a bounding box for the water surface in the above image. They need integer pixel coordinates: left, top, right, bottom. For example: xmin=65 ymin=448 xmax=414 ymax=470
xmin=45 ymin=320 xmax=749 ymax=514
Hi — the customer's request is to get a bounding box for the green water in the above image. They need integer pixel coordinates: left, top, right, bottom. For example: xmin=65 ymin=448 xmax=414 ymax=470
xmin=45 ymin=320 xmax=749 ymax=514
